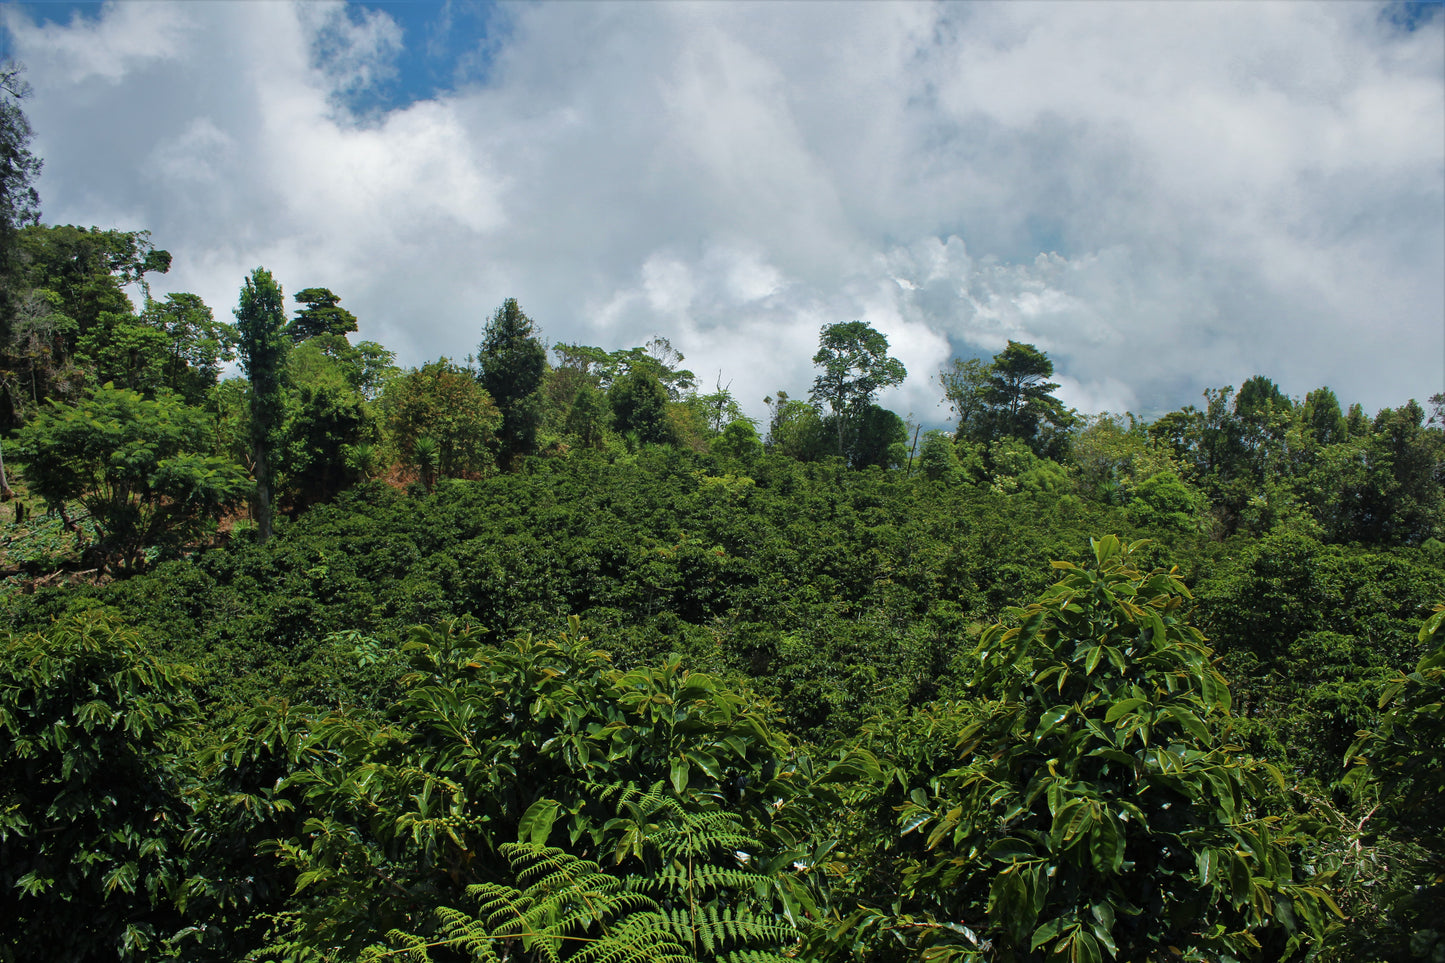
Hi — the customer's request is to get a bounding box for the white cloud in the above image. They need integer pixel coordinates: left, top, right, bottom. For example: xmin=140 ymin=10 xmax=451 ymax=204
xmin=5 ymin=0 xmax=1441 ymax=428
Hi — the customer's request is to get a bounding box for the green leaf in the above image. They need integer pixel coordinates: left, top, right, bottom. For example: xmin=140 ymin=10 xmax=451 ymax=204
xmin=1030 ymin=917 xmax=1065 ymax=951
xmin=1164 ymin=704 xmax=1210 ymax=743
xmin=684 ymin=749 xmax=722 ymax=782
xmin=1035 ymin=706 xmax=1070 ymax=743
xmin=518 ymin=798 xmax=560 ymax=845
xmin=986 ymin=837 xmax=1036 ymax=862
xmin=1104 ymin=698 xmax=1147 ymax=724
xmin=669 ymin=757 xmax=690 ymax=794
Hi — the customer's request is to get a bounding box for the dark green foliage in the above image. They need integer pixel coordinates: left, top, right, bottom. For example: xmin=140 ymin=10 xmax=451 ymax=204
xmin=234 ymin=267 xmax=288 ymax=542
xmin=610 ymin=368 xmax=678 ymax=447
xmin=0 ymin=612 xmax=196 ymax=962
xmin=478 ymin=298 xmax=547 ymax=468
xmin=2 ymin=224 xmax=171 ymax=426
xmin=261 ymin=618 xmax=805 ymax=959
xmin=287 ymin=287 xmax=358 ymax=343
xmin=943 ymin=342 xmax=1074 ymax=459
xmin=813 ymin=538 xmax=1339 ymax=961
xmin=1342 ymin=605 xmax=1445 ymax=961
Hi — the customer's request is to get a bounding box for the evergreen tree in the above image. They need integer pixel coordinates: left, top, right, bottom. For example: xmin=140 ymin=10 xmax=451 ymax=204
xmin=287 ymin=287 xmax=358 ymax=343
xmin=477 ymin=298 xmax=546 ymax=469
xmin=234 ymin=268 xmax=288 ymax=543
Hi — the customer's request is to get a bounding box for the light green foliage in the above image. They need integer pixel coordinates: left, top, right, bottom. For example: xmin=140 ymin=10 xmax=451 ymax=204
xmin=1070 ymin=412 xmax=1178 ymax=505
xmin=369 ymin=842 xmax=696 ymax=963
xmin=917 ymin=430 xmax=960 ymax=482
xmin=712 ymin=419 xmax=763 ymax=467
xmin=986 ymin=436 xmax=1072 ymax=497
xmin=764 ymin=391 xmax=832 ymax=462
xmin=1126 ymin=470 xmax=1201 ymax=534
xmin=0 ymin=611 xmax=197 ymax=962
xmin=15 ymin=384 xmax=250 ymax=570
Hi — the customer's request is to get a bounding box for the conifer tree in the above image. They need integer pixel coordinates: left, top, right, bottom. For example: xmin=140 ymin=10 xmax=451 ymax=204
xmin=477 ymin=298 xmax=546 ymax=469
xmin=234 ymin=268 xmax=287 ymax=542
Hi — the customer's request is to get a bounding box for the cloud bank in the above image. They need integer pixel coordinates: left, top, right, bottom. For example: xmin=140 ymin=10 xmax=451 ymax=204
xmin=6 ymin=0 xmax=1442 ymax=424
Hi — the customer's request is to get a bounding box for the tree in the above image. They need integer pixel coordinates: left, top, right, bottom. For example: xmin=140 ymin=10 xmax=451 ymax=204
xmin=939 ymin=356 xmax=990 ymax=441
xmin=764 ymin=390 xmax=833 ymax=461
xmin=609 ymin=367 xmax=676 ymax=447
xmin=711 ymin=418 xmax=764 ymax=466
xmin=2 ymin=225 xmax=171 ymax=425
xmin=279 ymin=340 xmax=377 ymax=513
xmin=14 ymin=384 xmax=250 ymax=572
xmin=477 ymin=298 xmax=546 ymax=469
xmin=381 ymin=358 xmax=501 ymax=480
xmin=287 ymin=287 xmax=358 ymax=343
xmin=847 ymin=403 xmax=908 ymax=470
xmin=234 ymin=268 xmax=288 ymax=543
xmin=0 ymin=62 xmax=42 ymax=330
xmin=809 ymin=321 xmax=906 ymax=458
xmin=563 ymin=381 xmax=607 ymax=449
xmin=142 ymin=293 xmax=236 ymax=405
xmin=943 ymin=341 xmax=1073 ymax=458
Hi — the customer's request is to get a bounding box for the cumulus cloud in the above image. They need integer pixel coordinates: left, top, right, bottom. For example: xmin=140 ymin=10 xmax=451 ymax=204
xmin=4 ymin=0 xmax=1441 ymax=425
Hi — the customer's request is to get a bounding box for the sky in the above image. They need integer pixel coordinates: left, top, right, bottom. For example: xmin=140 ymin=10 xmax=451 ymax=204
xmin=2 ymin=0 xmax=1443 ymax=427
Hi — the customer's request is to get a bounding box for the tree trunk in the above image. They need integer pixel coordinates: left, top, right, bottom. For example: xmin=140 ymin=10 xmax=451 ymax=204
xmin=253 ymin=443 xmax=273 ymax=543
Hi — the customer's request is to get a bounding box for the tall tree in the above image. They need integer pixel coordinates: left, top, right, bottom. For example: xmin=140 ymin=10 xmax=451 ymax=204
xmin=608 ymin=367 xmax=676 ymax=447
xmin=477 ymin=298 xmax=546 ymax=469
xmin=287 ymin=287 xmax=358 ymax=343
xmin=945 ymin=341 xmax=1073 ymax=459
xmin=141 ymin=292 xmax=237 ymax=405
xmin=234 ymin=268 xmax=288 ymax=543
xmin=809 ymin=321 xmax=907 ymax=464
xmin=0 ymin=62 xmax=41 ymax=343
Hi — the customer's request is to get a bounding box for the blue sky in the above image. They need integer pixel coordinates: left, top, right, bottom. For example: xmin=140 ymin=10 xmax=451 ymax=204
xmin=3 ymin=1 xmax=1443 ymax=424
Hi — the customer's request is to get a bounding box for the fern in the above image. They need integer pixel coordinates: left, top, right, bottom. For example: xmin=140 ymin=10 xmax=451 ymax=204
xmin=364 ymin=843 xmax=694 ymax=962
xmin=605 ymin=785 xmax=798 ymax=962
